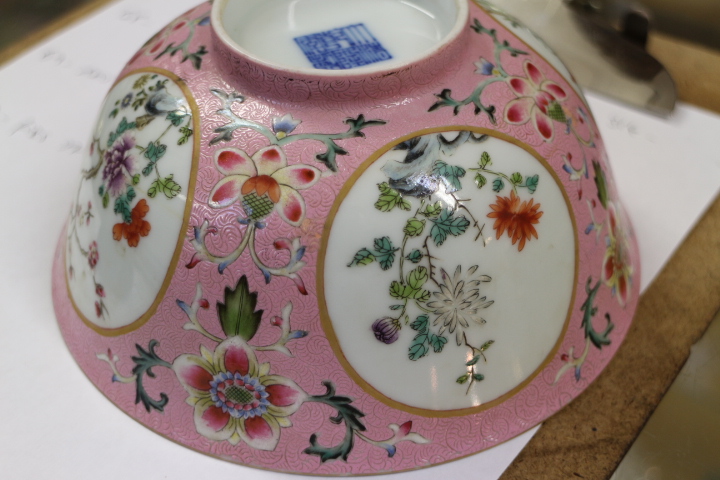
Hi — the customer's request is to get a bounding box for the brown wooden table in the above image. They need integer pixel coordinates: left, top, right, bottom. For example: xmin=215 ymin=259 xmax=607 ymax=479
xmin=3 ymin=4 xmax=720 ymax=479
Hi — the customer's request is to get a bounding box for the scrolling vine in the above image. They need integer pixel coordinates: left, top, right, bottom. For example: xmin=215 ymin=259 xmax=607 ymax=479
xmin=186 ymin=89 xmax=386 ymax=294
xmin=97 ymin=276 xmax=429 ymax=460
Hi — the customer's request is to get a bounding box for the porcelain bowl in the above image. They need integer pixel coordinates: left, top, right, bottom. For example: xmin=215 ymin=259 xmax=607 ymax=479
xmin=52 ymin=0 xmax=640 ymax=474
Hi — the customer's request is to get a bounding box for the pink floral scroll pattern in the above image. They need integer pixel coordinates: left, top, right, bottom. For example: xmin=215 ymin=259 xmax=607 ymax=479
xmin=52 ymin=0 xmax=641 ymax=475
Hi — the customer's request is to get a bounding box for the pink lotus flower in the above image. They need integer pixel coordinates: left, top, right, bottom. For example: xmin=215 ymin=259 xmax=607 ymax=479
xmin=173 ymin=336 xmax=307 ymax=450
xmin=602 ymin=204 xmax=633 ymax=306
xmin=504 ymin=60 xmax=568 ymax=142
xmin=208 ymin=146 xmax=321 ymax=227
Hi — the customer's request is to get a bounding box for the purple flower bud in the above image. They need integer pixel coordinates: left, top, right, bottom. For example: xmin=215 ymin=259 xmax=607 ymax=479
xmin=372 ymin=317 xmax=400 ymax=344
xmin=475 ymin=58 xmax=495 ymax=75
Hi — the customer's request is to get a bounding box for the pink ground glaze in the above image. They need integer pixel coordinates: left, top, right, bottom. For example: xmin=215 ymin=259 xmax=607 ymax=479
xmin=52 ymin=1 xmax=641 ymax=475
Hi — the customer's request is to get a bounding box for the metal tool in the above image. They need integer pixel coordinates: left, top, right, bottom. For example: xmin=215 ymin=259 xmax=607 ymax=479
xmin=485 ymin=0 xmax=676 ymax=115
xmin=610 ymin=310 xmax=720 ymax=479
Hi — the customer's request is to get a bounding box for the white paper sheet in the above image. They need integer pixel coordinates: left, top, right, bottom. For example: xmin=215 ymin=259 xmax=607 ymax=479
xmin=1 ymin=1 xmax=719 ymax=478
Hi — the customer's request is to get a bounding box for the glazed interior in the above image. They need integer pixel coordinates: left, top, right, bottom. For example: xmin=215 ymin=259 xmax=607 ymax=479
xmin=213 ymin=0 xmax=466 ymax=73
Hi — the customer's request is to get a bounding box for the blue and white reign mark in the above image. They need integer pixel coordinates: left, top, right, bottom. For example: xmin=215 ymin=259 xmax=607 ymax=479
xmin=294 ymin=24 xmax=392 ymax=70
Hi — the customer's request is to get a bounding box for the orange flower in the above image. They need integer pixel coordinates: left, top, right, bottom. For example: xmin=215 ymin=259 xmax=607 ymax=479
xmin=487 ymin=191 xmax=543 ymax=251
xmin=113 ymin=199 xmax=151 ymax=247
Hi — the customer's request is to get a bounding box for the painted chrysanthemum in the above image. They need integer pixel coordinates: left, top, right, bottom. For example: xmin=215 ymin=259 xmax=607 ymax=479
xmin=427 ymin=265 xmax=493 ymax=345
xmin=208 ymin=146 xmax=321 ymax=226
xmin=112 ymin=199 xmax=151 ymax=247
xmin=602 ymin=203 xmax=633 ymax=306
xmin=487 ymin=190 xmax=543 ymax=251
xmin=504 ymin=60 xmax=568 ymax=142
xmin=173 ymin=336 xmax=307 ymax=450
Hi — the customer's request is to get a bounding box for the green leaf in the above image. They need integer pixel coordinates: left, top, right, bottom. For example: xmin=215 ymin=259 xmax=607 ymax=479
xmin=150 ymin=79 xmax=166 ymax=91
xmin=593 ymin=160 xmax=609 ymax=208
xmin=166 ymin=110 xmax=188 ymax=127
xmin=526 ymin=174 xmax=539 ymax=194
xmin=217 ymin=275 xmax=264 ymax=341
xmin=389 ymin=304 xmax=404 ymax=311
xmin=132 ymin=174 xmax=140 ymax=185
xmin=466 ymin=355 xmax=481 ymax=366
xmin=430 ymin=209 xmax=470 ymax=246
xmin=581 ymin=278 xmax=615 ymax=348
xmin=421 ymin=202 xmax=442 ymax=218
xmin=109 ymin=108 xmax=119 ymax=119
xmin=546 ymin=101 xmax=567 ymax=123
xmin=132 ymin=74 xmax=151 ymax=90
xmin=407 ymin=267 xmax=428 ymax=290
xmin=157 ymin=175 xmax=181 ymax=199
xmin=412 ymin=289 xmax=431 ymax=302
xmin=147 ymin=182 xmax=158 ymax=199
xmin=480 ymin=340 xmax=495 ymax=351
xmin=403 ymin=218 xmax=426 ymax=237
xmin=432 ymin=160 xmax=466 ymax=193
xmin=144 ymin=141 xmax=167 ymax=163
xmin=102 ymin=192 xmax=109 ymax=209
xmin=374 ymin=182 xmax=410 ymax=212
xmin=408 ymin=335 xmax=429 ymax=360
xmin=429 ymin=334 xmax=447 ymax=353
xmin=178 ymin=126 xmax=193 ymax=146
xmin=456 ymin=374 xmax=470 ymax=384
xmin=480 ymin=151 xmax=491 ymax=168
xmin=347 ymin=248 xmax=375 ymax=267
xmin=389 ymin=281 xmax=406 ymax=299
xmin=511 ymin=172 xmax=523 ymax=185
xmin=130 ymin=340 xmax=171 ymax=412
xmin=132 ymin=89 xmax=149 ymax=110
xmin=474 ymin=173 xmax=487 ymax=189
xmin=472 ymin=373 xmax=485 ymax=382
xmin=107 ymin=117 xmax=137 ymax=147
xmin=114 ymin=195 xmax=132 ymax=223
xmin=126 ymin=186 xmax=136 ymax=203
xmin=373 ymin=236 xmax=397 ymax=270
xmin=410 ymin=315 xmax=429 ymax=333
xmin=405 ymin=249 xmax=423 ymax=264
xmin=303 ymin=381 xmax=367 ymax=462
xmin=492 ymin=178 xmax=505 ymax=192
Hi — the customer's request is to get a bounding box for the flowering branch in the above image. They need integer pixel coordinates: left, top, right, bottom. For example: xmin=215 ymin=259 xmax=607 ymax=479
xmin=470 ymin=18 xmax=527 ymax=77
xmin=457 ymin=333 xmax=494 ymax=394
xmin=154 ymin=13 xmax=209 ymax=70
xmin=555 ymin=277 xmax=614 ymax=384
xmin=187 ymin=219 xmax=253 ymax=273
xmin=355 ymin=421 xmax=430 ymax=457
xmin=82 ymin=138 xmax=104 ymax=180
xmin=584 ymin=199 xmax=605 ymax=241
xmin=208 ymin=89 xmax=386 ymax=171
xmin=253 ymin=302 xmax=308 ymax=356
xmin=554 ymin=337 xmax=591 ymax=384
xmin=428 ymin=18 xmax=527 ymax=119
xmin=96 ymin=349 xmax=136 ymax=384
xmin=176 ymin=283 xmax=221 ymax=342
xmin=422 ymin=236 xmax=442 ymax=288
xmin=452 ymin=194 xmax=486 ymax=243
xmin=304 ymin=381 xmax=430 ymax=462
xmin=97 ymin=341 xmax=172 ymax=413
xmin=247 ymin=233 xmax=307 ymax=294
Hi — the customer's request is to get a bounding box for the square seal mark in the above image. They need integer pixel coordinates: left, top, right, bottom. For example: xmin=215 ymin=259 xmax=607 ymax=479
xmin=294 ymin=23 xmax=393 ymax=70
